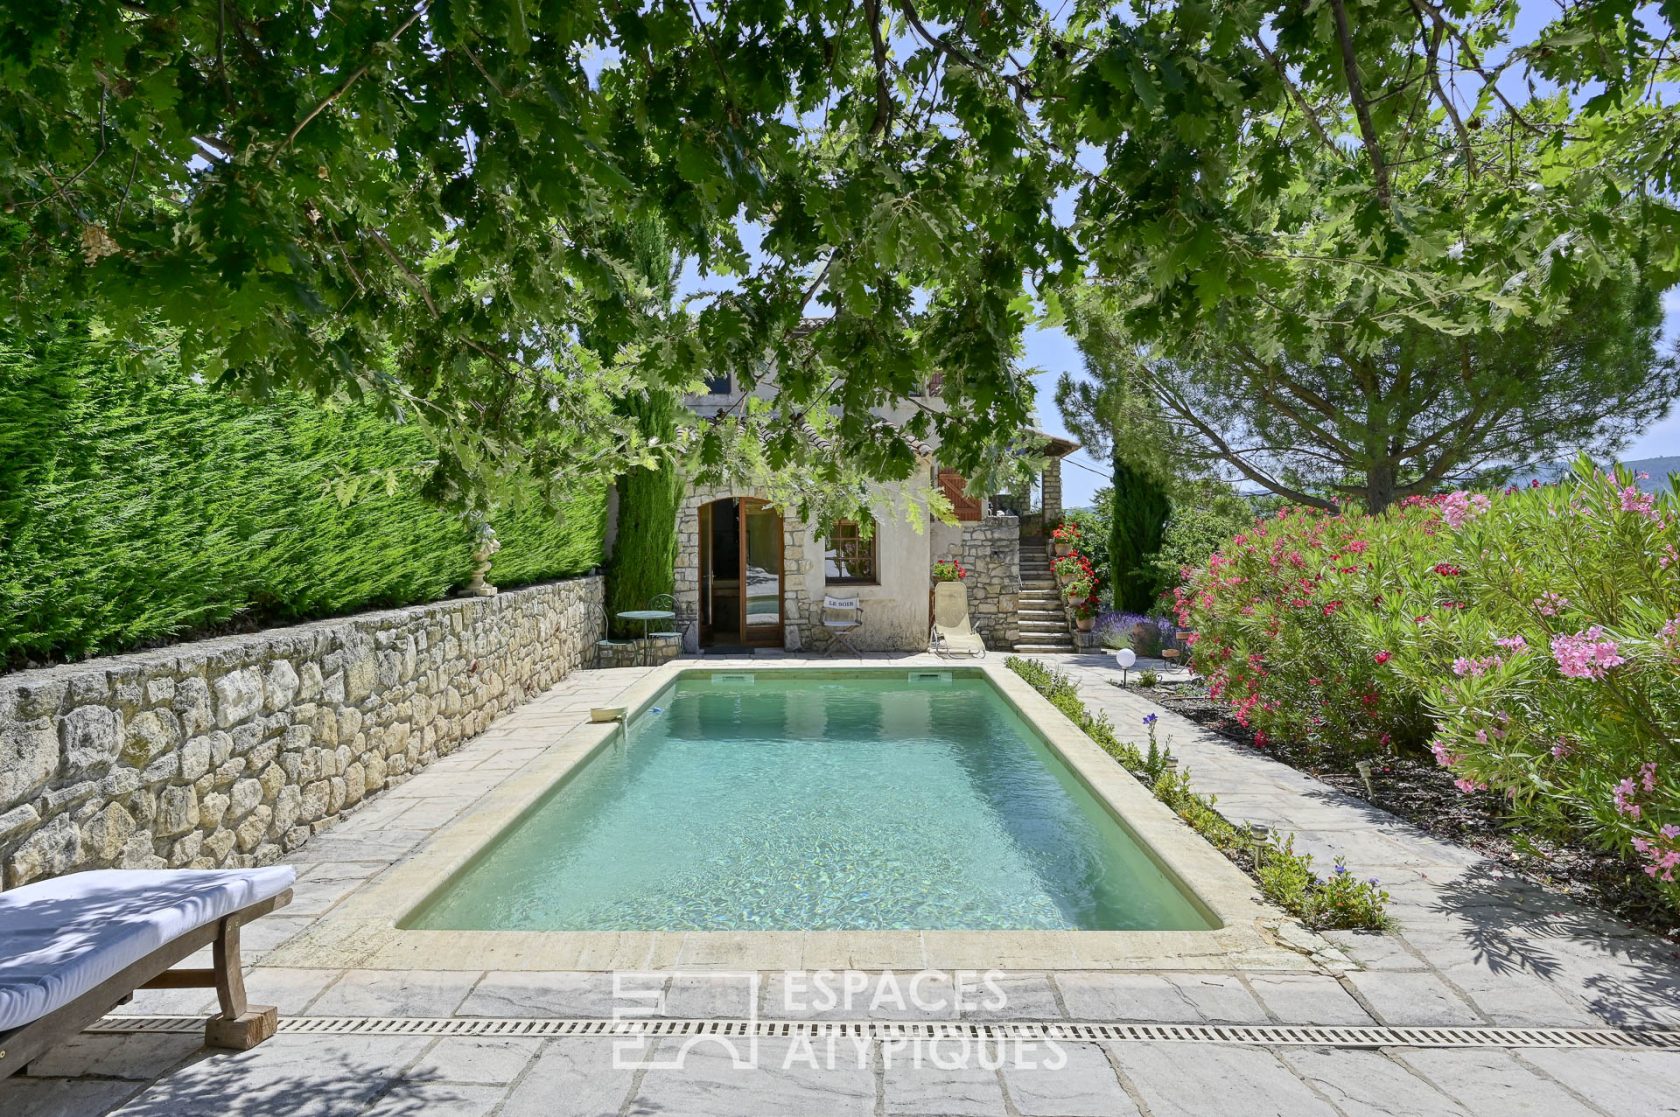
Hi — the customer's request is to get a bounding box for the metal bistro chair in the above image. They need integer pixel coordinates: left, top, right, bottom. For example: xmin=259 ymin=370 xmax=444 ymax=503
xmin=595 ymin=604 xmax=635 ymax=668
xmin=646 ymin=592 xmax=689 ymax=652
xmin=821 ymin=594 xmax=866 ymax=656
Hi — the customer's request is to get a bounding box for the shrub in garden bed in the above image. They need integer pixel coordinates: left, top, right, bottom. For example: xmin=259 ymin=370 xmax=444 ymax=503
xmin=1094 ymin=611 xmax=1175 ymax=656
xmin=1175 ymin=461 xmax=1680 ymax=916
xmin=1004 ymin=656 xmax=1390 ymax=931
xmin=1382 ymin=464 xmax=1680 ymax=907
xmin=1173 ymin=501 xmax=1441 ymax=757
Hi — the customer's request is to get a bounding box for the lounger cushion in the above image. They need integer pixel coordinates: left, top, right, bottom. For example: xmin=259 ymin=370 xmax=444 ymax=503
xmin=0 ymin=867 xmax=295 ymax=1032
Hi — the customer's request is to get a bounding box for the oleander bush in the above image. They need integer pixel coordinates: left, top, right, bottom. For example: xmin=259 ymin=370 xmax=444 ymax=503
xmin=1175 ymin=461 xmax=1680 ymax=911
xmin=1172 ymin=501 xmax=1442 ymax=757
xmin=1 ymin=328 xmax=606 ymax=665
xmin=1381 ymin=465 xmax=1680 ymax=900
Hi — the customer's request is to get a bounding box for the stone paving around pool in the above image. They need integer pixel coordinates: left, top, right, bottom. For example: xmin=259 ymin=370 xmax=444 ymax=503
xmin=6 ymin=653 xmax=1679 ymax=1116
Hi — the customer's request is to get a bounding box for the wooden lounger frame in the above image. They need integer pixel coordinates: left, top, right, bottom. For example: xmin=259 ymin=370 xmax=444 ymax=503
xmin=0 ymin=887 xmax=292 ymax=1079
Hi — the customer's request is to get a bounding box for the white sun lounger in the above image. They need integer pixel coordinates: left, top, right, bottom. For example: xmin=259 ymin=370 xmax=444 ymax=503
xmin=0 ymin=866 xmax=295 ymax=1077
xmin=929 ymin=580 xmax=987 ymax=658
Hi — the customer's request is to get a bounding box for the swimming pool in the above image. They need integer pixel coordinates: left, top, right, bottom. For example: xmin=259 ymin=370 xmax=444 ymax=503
xmin=404 ymin=670 xmax=1214 ymax=933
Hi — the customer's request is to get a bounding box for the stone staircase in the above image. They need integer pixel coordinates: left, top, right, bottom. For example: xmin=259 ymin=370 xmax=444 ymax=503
xmin=1014 ymin=540 xmax=1076 ymax=654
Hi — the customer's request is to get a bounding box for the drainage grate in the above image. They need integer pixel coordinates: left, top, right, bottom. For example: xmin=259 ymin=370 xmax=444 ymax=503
xmin=90 ymin=1016 xmax=1680 ymax=1051
xmin=908 ymin=671 xmax=953 ymax=684
xmin=709 ymin=673 xmax=756 ymax=685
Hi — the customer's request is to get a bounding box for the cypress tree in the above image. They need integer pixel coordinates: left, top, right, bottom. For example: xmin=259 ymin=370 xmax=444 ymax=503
xmin=1109 ymin=450 xmax=1170 ymax=613
xmin=604 ymin=390 xmax=682 ymax=632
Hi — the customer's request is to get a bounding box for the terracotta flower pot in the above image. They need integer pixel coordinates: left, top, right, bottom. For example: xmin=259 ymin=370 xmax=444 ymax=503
xmin=1076 ymin=616 xmax=1095 ymax=633
xmin=1054 ymin=542 xmax=1072 ymax=556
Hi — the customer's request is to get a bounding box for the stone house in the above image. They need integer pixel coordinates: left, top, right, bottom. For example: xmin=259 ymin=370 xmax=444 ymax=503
xmin=668 ymin=373 xmax=1077 ymax=654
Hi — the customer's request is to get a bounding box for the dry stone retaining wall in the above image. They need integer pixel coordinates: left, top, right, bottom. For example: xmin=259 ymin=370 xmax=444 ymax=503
xmin=946 ymin=516 xmax=1020 ymax=652
xmin=0 ymin=576 xmax=603 ymax=888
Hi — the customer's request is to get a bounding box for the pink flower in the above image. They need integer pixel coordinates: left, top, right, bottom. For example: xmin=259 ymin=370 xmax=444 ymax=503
xmin=1533 ymin=592 xmax=1570 ymax=617
xmin=1430 ymin=740 xmax=1461 ymax=767
xmin=1618 ymin=485 xmax=1657 ymax=518
xmin=1550 ymin=626 xmax=1625 ymax=679
xmin=1640 ymin=762 xmax=1658 ymax=792
xmin=1613 ymin=777 xmax=1642 ymax=819
xmin=1452 ymin=655 xmax=1503 ymax=677
xmin=1494 ymin=635 xmax=1529 ymax=652
xmin=1374 ymin=651 xmax=1391 ymax=665
xmin=1631 ymin=830 xmax=1680 ymax=882
xmin=1551 ymin=738 xmax=1575 ymax=759
xmin=1441 ymin=491 xmax=1491 ymax=528
xmin=1454 ymin=778 xmax=1487 ymax=793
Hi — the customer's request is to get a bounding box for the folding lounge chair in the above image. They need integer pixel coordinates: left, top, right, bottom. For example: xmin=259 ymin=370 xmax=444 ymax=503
xmin=929 ymin=581 xmax=986 ymax=658
xmin=822 ymin=594 xmax=866 ymax=656
xmin=0 ymin=865 xmax=296 ymax=1078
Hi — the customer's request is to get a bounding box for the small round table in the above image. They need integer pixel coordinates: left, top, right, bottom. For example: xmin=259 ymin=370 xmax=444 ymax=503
xmin=615 ymin=609 xmax=676 ymax=666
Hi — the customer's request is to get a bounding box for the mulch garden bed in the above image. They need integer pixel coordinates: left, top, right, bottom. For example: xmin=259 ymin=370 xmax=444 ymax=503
xmin=1148 ymin=681 xmax=1680 ymax=945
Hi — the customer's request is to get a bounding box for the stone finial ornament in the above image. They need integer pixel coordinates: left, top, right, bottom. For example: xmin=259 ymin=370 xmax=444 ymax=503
xmin=461 ymin=522 xmax=502 ymax=598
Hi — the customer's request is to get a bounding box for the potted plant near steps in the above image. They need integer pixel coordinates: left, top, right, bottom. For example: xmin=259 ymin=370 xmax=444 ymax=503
xmin=931 ymin=558 xmax=968 ymax=584
xmin=1051 ymin=521 xmax=1080 ymax=557
xmin=1072 ymin=600 xmax=1098 ymax=632
xmin=1051 ymin=552 xmax=1089 ymax=585
xmin=929 ymin=558 xmax=968 ymax=624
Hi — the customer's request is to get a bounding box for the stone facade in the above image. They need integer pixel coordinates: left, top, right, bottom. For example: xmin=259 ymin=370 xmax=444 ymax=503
xmin=674 ymin=484 xmax=814 ymax=653
xmin=0 ymin=577 xmax=603 ymax=888
xmin=932 ymin=515 xmax=1020 ymax=651
xmin=1041 ymin=457 xmax=1064 ymax=525
xmin=595 ymin=634 xmax=682 ymax=669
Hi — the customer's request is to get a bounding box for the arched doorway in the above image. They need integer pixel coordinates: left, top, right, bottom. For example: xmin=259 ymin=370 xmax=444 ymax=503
xmin=698 ymin=497 xmax=785 ymax=649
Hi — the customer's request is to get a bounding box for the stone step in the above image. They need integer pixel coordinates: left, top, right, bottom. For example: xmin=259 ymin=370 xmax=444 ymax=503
xmin=1019 ymin=610 xmax=1066 ymax=620
xmin=1014 ymin=643 xmax=1076 ymax=653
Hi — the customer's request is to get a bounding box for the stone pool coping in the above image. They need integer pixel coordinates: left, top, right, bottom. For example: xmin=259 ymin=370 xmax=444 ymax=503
xmin=265 ymin=659 xmax=1319 ymax=972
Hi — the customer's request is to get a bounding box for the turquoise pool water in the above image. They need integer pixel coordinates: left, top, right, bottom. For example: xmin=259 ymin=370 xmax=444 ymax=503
xmin=406 ymin=671 xmax=1213 ymax=932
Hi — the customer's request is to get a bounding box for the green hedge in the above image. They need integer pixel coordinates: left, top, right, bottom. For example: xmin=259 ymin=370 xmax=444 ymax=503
xmin=0 ymin=329 xmax=605 ymax=665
